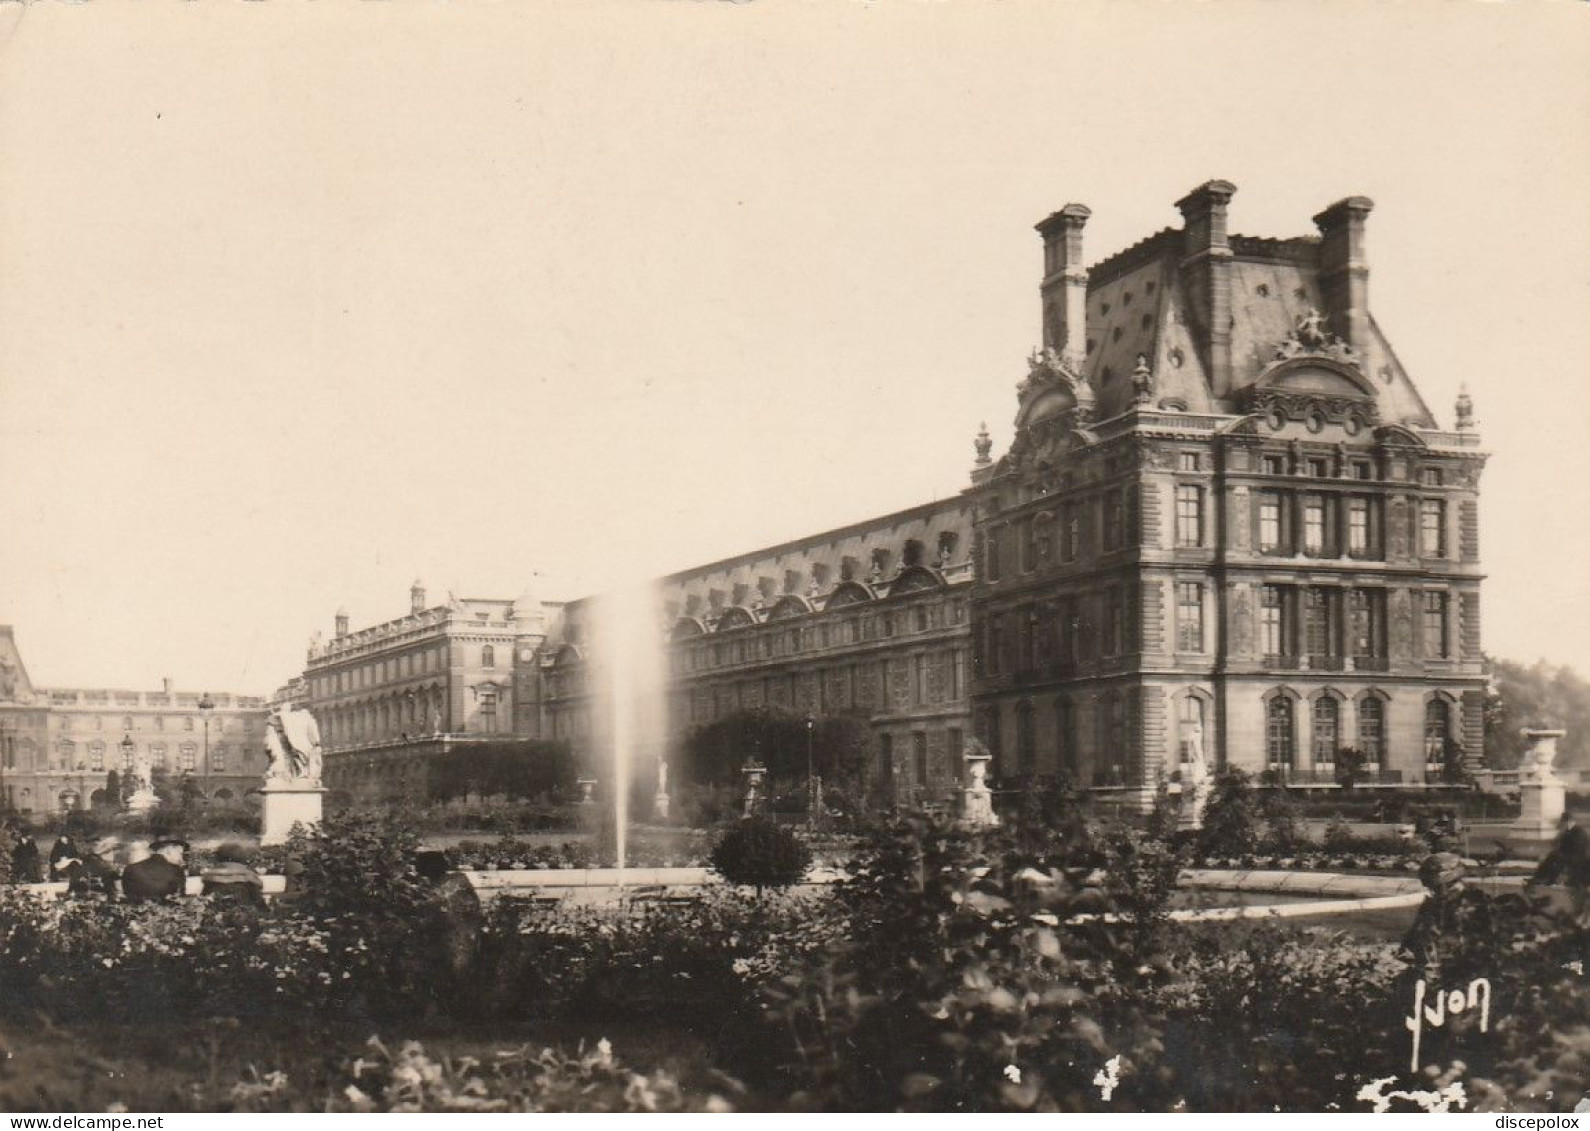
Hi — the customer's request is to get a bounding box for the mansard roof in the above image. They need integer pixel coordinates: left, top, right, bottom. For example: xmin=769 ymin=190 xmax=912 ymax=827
xmin=1044 ymin=187 xmax=1439 ymax=428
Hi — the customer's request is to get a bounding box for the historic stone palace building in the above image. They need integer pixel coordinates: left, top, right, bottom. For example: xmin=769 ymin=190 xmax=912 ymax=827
xmin=0 ymin=625 xmax=270 ymax=815
xmin=307 ymin=181 xmax=1486 ymax=807
xmin=969 ymin=182 xmax=1484 ymax=804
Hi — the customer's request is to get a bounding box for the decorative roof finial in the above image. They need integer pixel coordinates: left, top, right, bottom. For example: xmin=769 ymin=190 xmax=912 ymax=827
xmin=1131 ymin=354 xmax=1155 ymax=406
xmin=973 ymin=422 xmax=992 ymax=466
xmin=1455 ymin=384 xmax=1475 ymax=431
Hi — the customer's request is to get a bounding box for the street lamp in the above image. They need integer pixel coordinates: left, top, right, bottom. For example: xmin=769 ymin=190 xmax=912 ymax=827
xmin=198 ymin=692 xmax=215 ymax=781
xmin=119 ymin=733 xmax=135 ymax=801
xmin=805 ymin=712 xmax=816 ymax=827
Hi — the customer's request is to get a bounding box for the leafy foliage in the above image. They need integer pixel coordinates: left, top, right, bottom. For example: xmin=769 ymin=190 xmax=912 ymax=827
xmin=708 ymin=816 xmax=812 ymax=892
xmin=426 ymin=740 xmax=577 ymax=803
xmin=1197 ymin=768 xmax=1261 ymax=857
xmin=1485 ymin=655 xmax=1590 ymax=770
xmin=679 ymin=708 xmax=870 ymax=799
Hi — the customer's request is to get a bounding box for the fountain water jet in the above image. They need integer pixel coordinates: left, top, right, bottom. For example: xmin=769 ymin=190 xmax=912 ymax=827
xmin=595 ymin=580 xmax=669 ymax=883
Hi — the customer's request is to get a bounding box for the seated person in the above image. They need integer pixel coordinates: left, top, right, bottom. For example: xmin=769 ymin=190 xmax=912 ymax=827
xmin=201 ymin=842 xmax=266 ymax=907
xmin=65 ymin=836 xmax=122 ymax=898
xmin=1530 ymin=813 xmax=1590 ymax=891
xmin=7 ymin=821 xmax=43 ymax=884
xmin=122 ymin=837 xmax=190 ymax=903
xmin=48 ymin=833 xmax=83 ymax=882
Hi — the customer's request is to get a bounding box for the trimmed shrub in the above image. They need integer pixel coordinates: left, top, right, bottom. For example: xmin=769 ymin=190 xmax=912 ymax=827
xmin=708 ymin=816 xmax=811 ymax=893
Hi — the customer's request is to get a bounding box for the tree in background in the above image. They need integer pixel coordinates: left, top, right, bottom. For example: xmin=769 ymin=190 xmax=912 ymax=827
xmin=1484 ymin=656 xmax=1590 ymax=770
xmin=679 ymin=708 xmax=870 ymax=799
xmin=427 ymin=740 xmax=577 ymax=803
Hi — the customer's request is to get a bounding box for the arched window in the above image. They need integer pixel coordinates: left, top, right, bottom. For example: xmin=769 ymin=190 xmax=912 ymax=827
xmin=1312 ymin=696 xmax=1340 ymax=766
xmin=1424 ymin=698 xmax=1451 ymax=762
xmin=1357 ymin=695 xmax=1386 ymax=764
xmin=482 ymin=645 xmax=496 ymax=669
xmin=1265 ymin=695 xmax=1295 ymax=769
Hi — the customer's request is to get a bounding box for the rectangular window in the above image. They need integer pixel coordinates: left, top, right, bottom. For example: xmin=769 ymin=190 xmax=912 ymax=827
xmin=878 ymin=733 xmax=893 ymax=781
xmin=1259 ymin=494 xmax=1282 ymax=553
xmin=1062 ymin=505 xmax=1079 ymax=561
xmin=1303 ymin=496 xmax=1326 ymax=555
xmin=914 ymin=654 xmax=928 ymax=704
xmin=988 ymin=616 xmax=1005 ymax=675
xmin=1305 ymin=587 xmax=1336 ymax=658
xmin=1261 ymin=585 xmax=1286 ymax=657
xmin=1421 ymin=468 xmax=1443 ymax=487
xmin=1353 ymin=461 xmax=1373 ymax=481
xmin=913 ymin=732 xmax=929 ymax=788
xmin=1358 ymin=697 xmax=1385 ymax=762
xmin=1105 ymin=589 xmax=1124 ymax=655
xmin=1175 ymin=484 xmax=1204 ymax=548
xmin=947 ymin=728 xmax=963 ymax=767
xmin=950 ymin=650 xmax=965 ymax=700
xmin=1178 ymin=451 xmax=1201 ymax=472
xmin=1262 ymin=454 xmax=1286 ymax=475
xmin=1349 ymin=589 xmax=1385 ymax=659
xmin=1423 ymin=591 xmax=1450 ymax=659
xmin=1177 ymin=582 xmax=1204 ymax=653
xmin=1103 ymin=493 xmax=1124 ymax=551
xmin=209 ymin=744 xmax=226 ymax=772
xmin=1348 ymin=498 xmax=1370 ymax=556
xmin=986 ymin=529 xmax=1002 ymax=580
xmin=1308 ymin=458 xmax=1330 ymax=478
xmin=1421 ymin=500 xmax=1446 ymax=557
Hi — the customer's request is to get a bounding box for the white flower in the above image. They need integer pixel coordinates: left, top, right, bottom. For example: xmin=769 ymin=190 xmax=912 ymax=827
xmin=1003 ymin=1064 xmax=1022 ymax=1084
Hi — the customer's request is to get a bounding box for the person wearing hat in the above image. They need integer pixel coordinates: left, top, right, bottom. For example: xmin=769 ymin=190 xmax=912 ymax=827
xmin=1400 ymin=851 xmax=1497 ymax=986
xmin=47 ymin=831 xmax=83 ymax=882
xmin=200 ymin=842 xmax=265 ymax=908
xmin=122 ymin=836 xmax=190 ymax=903
xmin=5 ymin=819 xmax=43 ymax=884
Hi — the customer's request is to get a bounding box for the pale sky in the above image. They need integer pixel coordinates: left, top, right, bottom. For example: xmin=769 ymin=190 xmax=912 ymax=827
xmin=1 ymin=0 xmax=1588 ymax=695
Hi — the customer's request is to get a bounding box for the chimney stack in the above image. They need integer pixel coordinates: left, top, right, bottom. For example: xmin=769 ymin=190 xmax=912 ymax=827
xmin=1175 ymin=179 xmax=1238 ymax=397
xmin=335 ymin=607 xmax=350 ymax=638
xmin=1313 ymin=196 xmax=1374 ymax=352
xmin=1035 ymin=203 xmax=1091 ymax=369
xmin=410 ymin=579 xmax=427 ymax=616
xmin=162 ymin=677 xmax=172 ymax=694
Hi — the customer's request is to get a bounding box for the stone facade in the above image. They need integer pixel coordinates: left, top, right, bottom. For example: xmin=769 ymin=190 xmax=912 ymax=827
xmin=299 ymin=581 xmax=561 ymax=802
xmin=0 ymin=625 xmax=269 ymax=814
xmin=541 ymin=498 xmax=976 ymax=806
xmin=291 ymin=182 xmax=1487 ymax=810
xmin=968 ymin=181 xmax=1487 ymax=803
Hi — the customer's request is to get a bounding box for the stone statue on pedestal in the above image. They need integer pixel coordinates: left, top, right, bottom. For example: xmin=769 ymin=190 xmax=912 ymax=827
xmin=259 ymin=706 xmax=327 ymax=846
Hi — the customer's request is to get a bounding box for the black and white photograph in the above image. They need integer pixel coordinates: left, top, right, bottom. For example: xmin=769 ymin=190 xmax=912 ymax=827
xmin=1 ymin=0 xmax=1588 ymax=1117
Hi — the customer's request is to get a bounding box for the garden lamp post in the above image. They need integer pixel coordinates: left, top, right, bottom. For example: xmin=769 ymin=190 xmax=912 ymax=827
xmin=119 ymin=733 xmax=135 ymax=802
xmin=805 ymin=712 xmax=816 ymax=826
xmin=198 ymin=692 xmax=215 ymax=782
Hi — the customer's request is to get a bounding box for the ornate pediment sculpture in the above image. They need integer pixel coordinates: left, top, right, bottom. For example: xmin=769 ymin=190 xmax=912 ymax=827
xmin=1274 ymin=308 xmax=1360 ymax=368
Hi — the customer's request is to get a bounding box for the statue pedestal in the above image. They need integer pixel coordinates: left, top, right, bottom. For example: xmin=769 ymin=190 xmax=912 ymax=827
xmin=961 ymin=784 xmax=999 ymax=827
xmin=960 ymin=749 xmax=999 ymax=828
xmin=260 ymin=783 xmax=326 ymax=846
xmin=125 ymin=788 xmax=160 ymax=816
xmin=1509 ymin=729 xmax=1568 ymax=854
xmin=1177 ymin=777 xmax=1211 ymax=832
xmin=653 ymin=791 xmax=670 ymax=821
